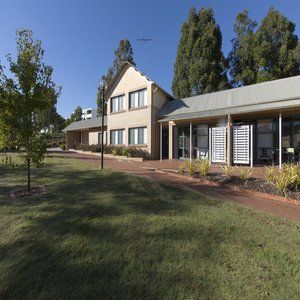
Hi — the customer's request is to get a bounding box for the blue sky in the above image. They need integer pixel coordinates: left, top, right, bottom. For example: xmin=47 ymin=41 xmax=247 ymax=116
xmin=0 ymin=0 xmax=299 ymax=118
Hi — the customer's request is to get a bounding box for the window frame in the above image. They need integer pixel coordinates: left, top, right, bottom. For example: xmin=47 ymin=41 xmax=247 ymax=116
xmin=110 ymin=129 xmax=125 ymax=145
xmin=110 ymin=94 xmax=125 ymax=113
xmin=129 ymin=88 xmax=147 ymax=110
xmin=129 ymin=127 xmax=147 ymax=145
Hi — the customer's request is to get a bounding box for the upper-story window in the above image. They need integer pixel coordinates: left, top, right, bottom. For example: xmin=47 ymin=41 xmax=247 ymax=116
xmin=111 ymin=95 xmax=125 ymax=113
xmin=129 ymin=89 xmax=147 ymax=109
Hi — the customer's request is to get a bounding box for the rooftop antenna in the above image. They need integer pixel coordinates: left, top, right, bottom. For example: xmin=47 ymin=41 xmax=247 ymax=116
xmin=136 ymin=38 xmax=152 ymax=71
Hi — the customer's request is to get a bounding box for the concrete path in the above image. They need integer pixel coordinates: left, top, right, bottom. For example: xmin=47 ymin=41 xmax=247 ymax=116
xmin=57 ymin=151 xmax=300 ymax=222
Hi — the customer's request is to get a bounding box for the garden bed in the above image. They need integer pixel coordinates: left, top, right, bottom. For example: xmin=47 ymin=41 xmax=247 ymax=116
xmin=157 ymin=168 xmax=300 ymax=206
xmin=9 ymin=185 xmax=48 ymax=199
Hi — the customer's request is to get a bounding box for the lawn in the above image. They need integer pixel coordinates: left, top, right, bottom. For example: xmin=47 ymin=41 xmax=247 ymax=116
xmin=0 ymin=154 xmax=300 ymax=299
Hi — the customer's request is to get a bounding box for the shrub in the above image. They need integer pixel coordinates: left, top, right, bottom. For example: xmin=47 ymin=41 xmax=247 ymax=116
xmin=178 ymin=162 xmax=185 ymax=174
xmin=237 ymin=167 xmax=253 ymax=182
xmin=273 ymin=171 xmax=294 ymax=195
xmin=265 ymin=165 xmax=277 ymax=183
xmin=220 ymin=165 xmax=234 ymax=178
xmin=186 ymin=161 xmax=196 ymax=176
xmin=196 ymin=159 xmax=210 ymax=177
xmin=127 ymin=147 xmax=149 ymax=159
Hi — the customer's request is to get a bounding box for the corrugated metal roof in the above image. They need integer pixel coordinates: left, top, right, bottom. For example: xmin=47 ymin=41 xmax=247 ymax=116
xmin=63 ymin=116 xmax=107 ymax=132
xmin=159 ymin=75 xmax=300 ymax=122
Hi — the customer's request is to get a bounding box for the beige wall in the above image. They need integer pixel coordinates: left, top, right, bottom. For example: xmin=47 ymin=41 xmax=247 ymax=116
xmin=66 ymin=127 xmax=107 ymax=149
xmin=89 ymin=127 xmax=107 ymax=145
xmin=107 ymin=65 xmax=170 ymax=159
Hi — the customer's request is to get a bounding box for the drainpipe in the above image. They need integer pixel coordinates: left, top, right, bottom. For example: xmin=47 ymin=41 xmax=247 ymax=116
xmin=160 ymin=122 xmax=162 ymax=162
xmin=190 ymin=121 xmax=192 ymax=162
xmin=279 ymin=112 xmax=282 ymax=169
xmin=227 ymin=114 xmax=232 ymax=166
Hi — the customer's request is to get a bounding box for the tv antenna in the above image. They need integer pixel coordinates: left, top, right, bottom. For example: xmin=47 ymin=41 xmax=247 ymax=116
xmin=136 ymin=38 xmax=152 ymax=70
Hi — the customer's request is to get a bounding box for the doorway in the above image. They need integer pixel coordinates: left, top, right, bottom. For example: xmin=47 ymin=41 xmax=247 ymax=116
xmin=162 ymin=127 xmax=169 ymax=159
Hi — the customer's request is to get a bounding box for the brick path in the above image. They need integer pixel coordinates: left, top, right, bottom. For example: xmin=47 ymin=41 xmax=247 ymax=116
xmin=57 ymin=151 xmax=300 ymax=222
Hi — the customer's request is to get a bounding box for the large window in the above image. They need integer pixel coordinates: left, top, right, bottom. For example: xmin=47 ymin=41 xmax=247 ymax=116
xmin=111 ymin=95 xmax=125 ymax=113
xmin=129 ymin=127 xmax=147 ymax=145
xmin=129 ymin=89 xmax=147 ymax=109
xmin=110 ymin=129 xmax=125 ymax=145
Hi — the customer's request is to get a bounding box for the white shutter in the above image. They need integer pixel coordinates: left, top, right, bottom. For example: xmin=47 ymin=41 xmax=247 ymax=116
xmin=211 ymin=127 xmax=227 ymax=163
xmin=233 ymin=125 xmax=250 ymax=164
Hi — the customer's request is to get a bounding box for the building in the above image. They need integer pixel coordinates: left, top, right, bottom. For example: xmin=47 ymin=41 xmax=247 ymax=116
xmin=64 ymin=61 xmax=300 ymax=168
xmin=64 ymin=117 xmax=107 ymax=149
xmin=81 ymin=108 xmax=98 ymax=120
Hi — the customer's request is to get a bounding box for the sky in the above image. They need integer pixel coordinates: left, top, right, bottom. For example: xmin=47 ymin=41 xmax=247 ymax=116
xmin=0 ymin=0 xmax=299 ymax=118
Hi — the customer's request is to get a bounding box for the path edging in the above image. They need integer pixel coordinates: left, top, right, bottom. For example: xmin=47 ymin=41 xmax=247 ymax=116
xmin=155 ymin=169 xmax=300 ymax=206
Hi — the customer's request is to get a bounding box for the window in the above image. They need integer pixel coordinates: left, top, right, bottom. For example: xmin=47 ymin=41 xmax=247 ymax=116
xmin=110 ymin=129 xmax=125 ymax=145
xmin=129 ymin=127 xmax=147 ymax=144
xmin=129 ymin=89 xmax=147 ymax=109
xmin=111 ymin=95 xmax=125 ymax=113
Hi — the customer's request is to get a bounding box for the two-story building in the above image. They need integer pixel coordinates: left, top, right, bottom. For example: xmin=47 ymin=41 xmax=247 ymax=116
xmin=64 ymin=61 xmax=300 ymax=168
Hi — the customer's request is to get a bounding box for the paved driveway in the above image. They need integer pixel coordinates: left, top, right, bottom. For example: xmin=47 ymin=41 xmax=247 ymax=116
xmin=57 ymin=151 xmax=300 ymax=222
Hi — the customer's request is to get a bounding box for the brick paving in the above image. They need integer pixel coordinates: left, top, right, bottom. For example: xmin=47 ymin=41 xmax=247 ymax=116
xmin=57 ymin=151 xmax=300 ymax=222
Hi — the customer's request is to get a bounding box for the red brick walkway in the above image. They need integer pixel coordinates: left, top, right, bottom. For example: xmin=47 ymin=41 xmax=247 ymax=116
xmin=57 ymin=151 xmax=300 ymax=222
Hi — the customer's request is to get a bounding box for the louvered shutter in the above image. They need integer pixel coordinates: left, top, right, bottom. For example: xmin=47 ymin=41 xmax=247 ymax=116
xmin=233 ymin=125 xmax=250 ymax=164
xmin=210 ymin=127 xmax=227 ymax=163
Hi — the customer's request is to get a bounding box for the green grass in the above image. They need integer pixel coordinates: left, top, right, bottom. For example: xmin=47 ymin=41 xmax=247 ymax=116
xmin=0 ymin=154 xmax=300 ymax=299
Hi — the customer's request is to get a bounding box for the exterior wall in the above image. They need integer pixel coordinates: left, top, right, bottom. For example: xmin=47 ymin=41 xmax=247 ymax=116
xmin=65 ymin=127 xmax=107 ymax=149
xmin=89 ymin=128 xmax=107 ymax=145
xmin=107 ymin=65 xmax=170 ymax=159
xmin=152 ymin=87 xmax=171 ymax=159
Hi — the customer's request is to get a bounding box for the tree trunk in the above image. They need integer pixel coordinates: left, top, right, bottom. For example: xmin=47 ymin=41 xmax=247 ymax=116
xmin=27 ymin=159 xmax=31 ymax=191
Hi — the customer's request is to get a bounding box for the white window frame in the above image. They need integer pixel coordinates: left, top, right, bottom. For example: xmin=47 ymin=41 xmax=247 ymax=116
xmin=129 ymin=89 xmax=147 ymax=109
xmin=129 ymin=127 xmax=147 ymax=145
xmin=110 ymin=129 xmax=125 ymax=145
xmin=111 ymin=95 xmax=125 ymax=113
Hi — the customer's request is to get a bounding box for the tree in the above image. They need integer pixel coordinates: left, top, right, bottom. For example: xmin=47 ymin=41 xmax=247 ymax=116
xmin=172 ymin=7 xmax=197 ymax=98
xmin=0 ymin=29 xmax=60 ymax=190
xmin=228 ymin=11 xmax=258 ymax=87
xmin=38 ymin=106 xmax=66 ymax=132
xmin=97 ymin=39 xmax=135 ymax=114
xmin=65 ymin=106 xmax=82 ymax=126
xmin=296 ymin=41 xmax=300 ymax=67
xmin=172 ymin=7 xmax=229 ymax=98
xmin=255 ymin=7 xmax=299 ymax=82
xmin=189 ymin=7 xmax=229 ymax=95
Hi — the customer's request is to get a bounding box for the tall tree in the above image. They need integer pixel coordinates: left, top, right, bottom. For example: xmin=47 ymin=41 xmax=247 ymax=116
xmin=172 ymin=7 xmax=198 ymax=98
xmin=228 ymin=11 xmax=258 ymax=87
xmin=296 ymin=41 xmax=300 ymax=67
xmin=0 ymin=29 xmax=60 ymax=190
xmin=255 ymin=7 xmax=299 ymax=82
xmin=97 ymin=39 xmax=135 ymax=113
xmin=172 ymin=7 xmax=229 ymax=98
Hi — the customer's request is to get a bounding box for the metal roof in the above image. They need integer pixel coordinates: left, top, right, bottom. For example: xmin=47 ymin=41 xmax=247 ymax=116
xmin=159 ymin=75 xmax=300 ymax=122
xmin=63 ymin=116 xmax=107 ymax=132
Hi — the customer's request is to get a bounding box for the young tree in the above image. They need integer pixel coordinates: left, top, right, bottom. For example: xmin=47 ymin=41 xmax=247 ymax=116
xmin=0 ymin=29 xmax=60 ymax=190
xmin=228 ymin=11 xmax=258 ymax=87
xmin=255 ymin=7 xmax=299 ymax=82
xmin=172 ymin=7 xmax=198 ymax=98
xmin=97 ymin=39 xmax=135 ymax=113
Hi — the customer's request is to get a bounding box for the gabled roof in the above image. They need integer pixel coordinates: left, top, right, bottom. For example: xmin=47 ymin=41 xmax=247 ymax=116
xmin=63 ymin=116 xmax=107 ymax=132
xmin=106 ymin=61 xmax=173 ymax=99
xmin=159 ymin=75 xmax=300 ymax=122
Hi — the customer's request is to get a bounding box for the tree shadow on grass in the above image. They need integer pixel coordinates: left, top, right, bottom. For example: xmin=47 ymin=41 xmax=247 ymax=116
xmin=0 ymin=157 xmax=235 ymax=299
